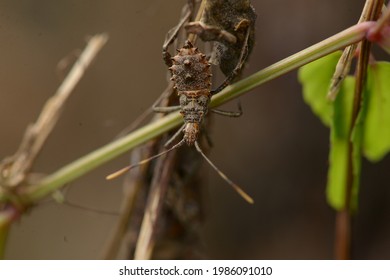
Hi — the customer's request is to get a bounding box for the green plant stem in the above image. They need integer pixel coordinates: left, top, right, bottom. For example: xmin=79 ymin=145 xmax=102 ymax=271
xmin=18 ymin=23 xmax=370 ymax=205
xmin=21 ymin=112 xmax=182 ymax=203
xmin=210 ymin=23 xmax=372 ymax=107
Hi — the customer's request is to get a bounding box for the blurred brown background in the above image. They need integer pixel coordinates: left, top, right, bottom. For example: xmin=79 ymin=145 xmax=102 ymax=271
xmin=1 ymin=0 xmax=390 ymax=259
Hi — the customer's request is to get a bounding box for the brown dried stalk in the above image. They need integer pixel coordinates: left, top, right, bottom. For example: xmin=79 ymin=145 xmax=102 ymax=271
xmin=0 ymin=33 xmax=108 ymax=258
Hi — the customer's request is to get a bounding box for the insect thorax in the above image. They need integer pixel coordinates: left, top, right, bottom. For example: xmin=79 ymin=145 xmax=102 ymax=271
xmin=169 ymin=41 xmax=212 ymax=145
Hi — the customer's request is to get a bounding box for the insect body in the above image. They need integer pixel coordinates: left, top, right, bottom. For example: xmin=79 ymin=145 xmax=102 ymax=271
xmin=170 ymin=41 xmax=211 ymax=146
xmin=107 ymin=40 xmax=253 ymax=204
xmin=107 ymin=2 xmax=254 ymax=204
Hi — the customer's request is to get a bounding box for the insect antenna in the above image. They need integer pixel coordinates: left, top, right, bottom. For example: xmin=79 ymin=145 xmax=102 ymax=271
xmin=194 ymin=141 xmax=254 ymax=204
xmin=106 ymin=138 xmax=254 ymax=204
xmin=106 ymin=139 xmax=185 ymax=180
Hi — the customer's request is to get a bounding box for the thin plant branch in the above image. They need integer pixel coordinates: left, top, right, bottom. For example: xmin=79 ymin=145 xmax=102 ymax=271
xmin=101 ymin=144 xmax=152 ymax=259
xmin=335 ymin=39 xmax=372 ymax=261
xmin=0 ymin=33 xmax=108 ymax=258
xmin=368 ymin=2 xmax=390 ymax=37
xmin=101 ymin=84 xmax=174 ymax=259
xmin=0 ymin=33 xmax=108 ymax=190
xmin=133 ymin=151 xmax=177 ymax=260
xmin=334 ymin=0 xmax=384 ymax=260
xmin=327 ymin=0 xmax=375 ymax=100
xmin=14 ymin=22 xmax=371 ymax=207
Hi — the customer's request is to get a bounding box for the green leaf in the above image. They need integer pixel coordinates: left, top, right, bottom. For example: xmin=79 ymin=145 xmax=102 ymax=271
xmin=298 ymin=51 xmax=342 ymax=126
xmin=326 ymin=77 xmax=355 ymax=210
xmin=298 ymin=52 xmax=365 ymax=211
xmin=363 ymin=62 xmax=390 ymax=161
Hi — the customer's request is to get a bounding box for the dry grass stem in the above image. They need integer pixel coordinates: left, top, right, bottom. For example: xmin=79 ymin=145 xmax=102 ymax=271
xmin=0 ymin=33 xmax=108 ymax=191
xmin=133 ymin=151 xmax=176 ymax=260
xmin=328 ymin=0 xmax=377 ymax=100
xmin=101 ymin=83 xmax=175 ymax=259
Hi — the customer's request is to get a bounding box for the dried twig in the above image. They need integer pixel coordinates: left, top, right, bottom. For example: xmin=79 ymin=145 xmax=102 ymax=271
xmin=101 ymin=84 xmax=174 ymax=259
xmin=0 ymin=34 xmax=108 ymax=258
xmin=101 ymin=144 xmax=152 ymax=259
xmin=133 ymin=151 xmax=177 ymax=260
xmin=0 ymin=33 xmax=108 ymax=192
xmin=0 ymin=33 xmax=108 ymax=258
xmin=327 ymin=0 xmax=376 ymax=100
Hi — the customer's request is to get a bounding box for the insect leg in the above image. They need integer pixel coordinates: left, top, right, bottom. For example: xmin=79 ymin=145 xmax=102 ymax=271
xmin=152 ymin=105 xmax=181 ymax=113
xmin=151 ymin=83 xmax=175 ymax=107
xmin=210 ymin=27 xmax=251 ymax=95
xmin=164 ymin=124 xmax=185 ymax=148
xmin=115 ymin=85 xmax=176 ymax=138
xmin=149 ymin=82 xmax=180 ymax=113
xmin=162 ymin=0 xmax=194 ymax=67
xmin=211 ymin=101 xmax=242 ymax=117
xmin=185 ymin=21 xmax=237 ymax=44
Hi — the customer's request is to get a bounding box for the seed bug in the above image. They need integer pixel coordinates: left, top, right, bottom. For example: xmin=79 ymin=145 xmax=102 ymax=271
xmin=107 ymin=3 xmax=253 ymax=204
